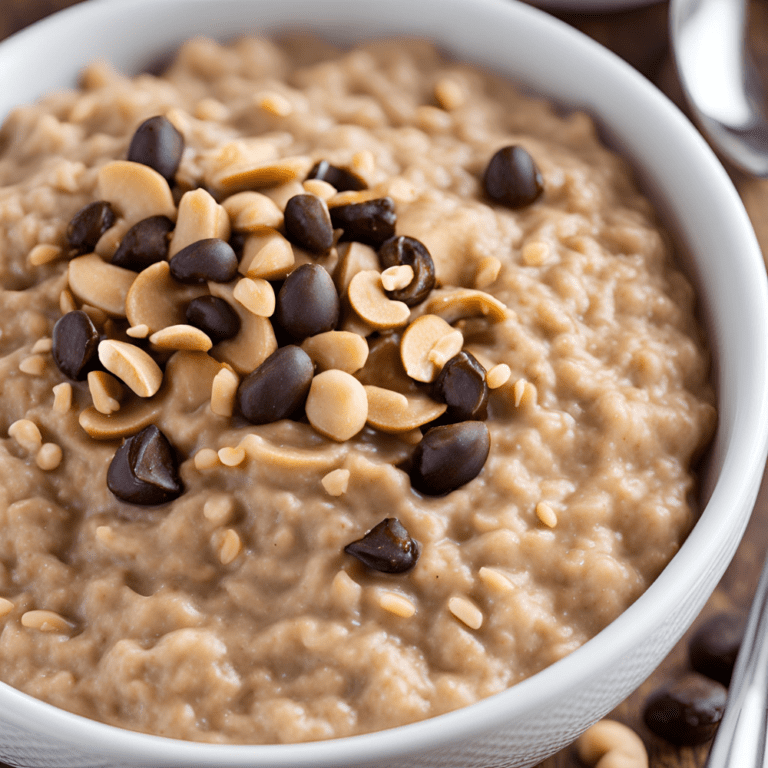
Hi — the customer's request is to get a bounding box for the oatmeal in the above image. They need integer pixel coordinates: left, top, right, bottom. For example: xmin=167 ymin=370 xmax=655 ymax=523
xmin=0 ymin=35 xmax=715 ymax=743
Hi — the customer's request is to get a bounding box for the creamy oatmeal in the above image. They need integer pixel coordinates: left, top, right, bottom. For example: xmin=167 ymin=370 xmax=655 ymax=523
xmin=0 ymin=35 xmax=715 ymax=743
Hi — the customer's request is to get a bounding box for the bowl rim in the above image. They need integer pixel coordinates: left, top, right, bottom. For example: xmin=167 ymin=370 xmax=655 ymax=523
xmin=1 ymin=0 xmax=767 ymax=764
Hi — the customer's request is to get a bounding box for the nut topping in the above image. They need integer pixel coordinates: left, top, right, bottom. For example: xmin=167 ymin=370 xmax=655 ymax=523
xmin=68 ymin=253 xmax=136 ymax=318
xmin=400 ymin=314 xmax=464 ymax=383
xmin=347 ymin=270 xmax=410 ymax=330
xmin=98 ymin=339 xmax=163 ymax=398
xmin=97 ymin=160 xmax=176 ymax=224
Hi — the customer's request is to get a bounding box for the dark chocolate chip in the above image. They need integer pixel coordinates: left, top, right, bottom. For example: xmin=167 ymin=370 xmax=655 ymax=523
xmin=52 ymin=310 xmax=101 ymax=381
xmin=111 ymin=215 xmax=174 ymax=272
xmin=377 ymin=235 xmax=436 ymax=307
xmin=169 ymin=238 xmax=239 ymax=284
xmin=344 ymin=518 xmax=420 ymax=574
xmin=237 ymin=345 xmax=314 ymax=425
xmin=306 ymin=160 xmax=367 ymax=192
xmin=274 ymin=263 xmax=339 ymax=341
xmin=330 ymin=196 xmax=396 ymax=248
xmin=185 ymin=295 xmax=241 ymax=344
xmin=410 ymin=421 xmax=490 ymax=496
xmin=689 ymin=612 xmax=747 ymax=687
xmin=127 ymin=115 xmax=185 ymax=183
xmin=66 ymin=201 xmax=116 ymax=255
xmin=483 ymin=145 xmax=543 ymax=209
xmin=432 ymin=351 xmax=488 ymax=423
xmin=643 ymin=673 xmax=727 ymax=745
xmin=283 ymin=194 xmax=334 ymax=253
xmin=106 ymin=425 xmax=183 ymax=506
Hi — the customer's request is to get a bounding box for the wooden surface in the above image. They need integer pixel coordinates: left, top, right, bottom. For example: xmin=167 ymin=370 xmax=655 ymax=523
xmin=2 ymin=2 xmax=767 ymax=767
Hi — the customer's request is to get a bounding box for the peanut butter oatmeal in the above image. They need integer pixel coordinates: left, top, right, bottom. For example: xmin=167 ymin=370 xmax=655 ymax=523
xmin=0 ymin=35 xmax=715 ymax=743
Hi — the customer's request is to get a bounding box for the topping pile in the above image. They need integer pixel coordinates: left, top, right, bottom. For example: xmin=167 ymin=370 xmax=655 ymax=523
xmin=49 ymin=114 xmax=543 ymax=573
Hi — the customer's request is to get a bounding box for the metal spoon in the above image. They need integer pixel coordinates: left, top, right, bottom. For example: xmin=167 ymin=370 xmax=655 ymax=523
xmin=669 ymin=0 xmax=768 ymax=176
xmin=703 ymin=550 xmax=768 ymax=767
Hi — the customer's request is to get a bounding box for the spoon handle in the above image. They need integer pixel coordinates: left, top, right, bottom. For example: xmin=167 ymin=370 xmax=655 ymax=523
xmin=705 ymin=552 xmax=768 ymax=767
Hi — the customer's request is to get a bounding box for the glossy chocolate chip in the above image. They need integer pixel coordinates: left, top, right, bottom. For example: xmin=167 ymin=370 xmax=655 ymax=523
xmin=127 ymin=115 xmax=184 ymax=183
xmin=330 ymin=196 xmax=396 ymax=248
xmin=344 ymin=518 xmax=420 ymax=574
xmin=66 ymin=201 xmax=116 ymax=254
xmin=237 ymin=345 xmax=314 ymax=425
xmin=643 ymin=673 xmax=727 ymax=745
xmin=274 ymin=263 xmax=339 ymax=341
xmin=411 ymin=421 xmax=490 ymax=496
xmin=284 ymin=194 xmax=334 ymax=253
xmin=432 ymin=351 xmax=488 ymax=423
xmin=52 ymin=310 xmax=101 ymax=381
xmin=111 ymin=215 xmax=174 ymax=272
xmin=378 ymin=235 xmax=436 ymax=306
xmin=106 ymin=425 xmax=183 ymax=506
xmin=689 ymin=612 xmax=746 ymax=687
xmin=185 ymin=295 xmax=241 ymax=344
xmin=306 ymin=160 xmax=367 ymax=192
xmin=169 ymin=238 xmax=239 ymax=284
xmin=483 ymin=145 xmax=543 ymax=209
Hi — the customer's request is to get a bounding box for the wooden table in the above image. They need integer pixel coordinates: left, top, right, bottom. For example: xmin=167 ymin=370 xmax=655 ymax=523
xmin=2 ymin=2 xmax=767 ymax=767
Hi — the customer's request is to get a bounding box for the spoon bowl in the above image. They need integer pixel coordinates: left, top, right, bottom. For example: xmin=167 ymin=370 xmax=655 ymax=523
xmin=670 ymin=0 xmax=768 ymax=176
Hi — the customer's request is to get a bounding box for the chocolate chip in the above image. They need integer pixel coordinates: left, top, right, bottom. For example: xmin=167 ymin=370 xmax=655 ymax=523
xmin=306 ymin=160 xmax=367 ymax=192
xmin=689 ymin=612 xmax=746 ymax=687
xmin=111 ymin=215 xmax=174 ymax=272
xmin=432 ymin=351 xmax=488 ymax=423
xmin=643 ymin=673 xmax=727 ymax=745
xmin=52 ymin=310 xmax=101 ymax=381
xmin=185 ymin=295 xmax=241 ymax=344
xmin=330 ymin=196 xmax=396 ymax=248
xmin=127 ymin=115 xmax=184 ymax=183
xmin=237 ymin=345 xmax=314 ymax=425
xmin=169 ymin=238 xmax=239 ymax=284
xmin=344 ymin=518 xmax=420 ymax=573
xmin=378 ymin=235 xmax=436 ymax=306
xmin=483 ymin=145 xmax=543 ymax=209
xmin=106 ymin=425 xmax=183 ymax=506
xmin=411 ymin=421 xmax=490 ymax=496
xmin=283 ymin=194 xmax=334 ymax=253
xmin=66 ymin=201 xmax=116 ymax=255
xmin=274 ymin=263 xmax=339 ymax=341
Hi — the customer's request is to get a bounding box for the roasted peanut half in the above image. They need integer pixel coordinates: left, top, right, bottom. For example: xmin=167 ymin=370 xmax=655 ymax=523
xmin=364 ymin=385 xmax=447 ymax=433
xmin=207 ymin=281 xmax=277 ymax=374
xmin=305 ymin=370 xmax=368 ymax=442
xmin=300 ymin=331 xmax=369 ymax=374
xmin=400 ymin=314 xmax=464 ymax=383
xmin=213 ymin=156 xmax=312 ymax=195
xmin=98 ymin=339 xmax=163 ymax=398
xmin=238 ymin=229 xmax=295 ymax=281
xmin=97 ymin=160 xmax=176 ymax=224
xmin=125 ymin=260 xmax=207 ymax=334
xmin=347 ymin=270 xmax=410 ymax=330
xmin=168 ymin=188 xmax=230 ymax=257
xmin=68 ymin=253 xmax=135 ymax=318
xmin=223 ymin=191 xmax=283 ymax=232
xmin=424 ymin=288 xmax=511 ymax=325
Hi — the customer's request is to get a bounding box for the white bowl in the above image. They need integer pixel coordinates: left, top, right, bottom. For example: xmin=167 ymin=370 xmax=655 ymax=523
xmin=1 ymin=1 xmax=767 ymax=766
